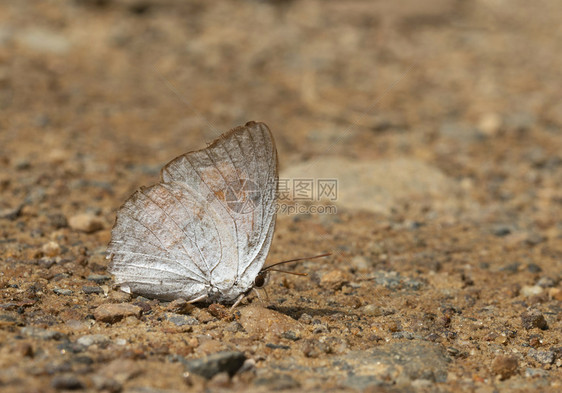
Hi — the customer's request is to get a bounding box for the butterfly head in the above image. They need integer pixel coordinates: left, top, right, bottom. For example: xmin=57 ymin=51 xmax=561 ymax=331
xmin=253 ymin=270 xmax=271 ymax=289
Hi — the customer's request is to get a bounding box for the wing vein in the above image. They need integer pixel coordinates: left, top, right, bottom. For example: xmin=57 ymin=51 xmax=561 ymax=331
xmin=139 ymin=188 xmax=209 ymax=280
xmin=160 ymin=183 xmax=212 ymax=273
xmin=120 ymin=205 xmax=207 ymax=282
xmin=183 ymin=154 xmax=227 ymax=271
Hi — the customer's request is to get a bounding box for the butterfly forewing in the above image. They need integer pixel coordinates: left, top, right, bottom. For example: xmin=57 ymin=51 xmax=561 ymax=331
xmin=108 ymin=121 xmax=278 ymax=303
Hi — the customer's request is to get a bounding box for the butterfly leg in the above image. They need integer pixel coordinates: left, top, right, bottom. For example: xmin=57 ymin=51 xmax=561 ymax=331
xmin=230 ymin=293 xmax=246 ymax=310
xmin=187 ymin=294 xmax=207 ymax=304
xmin=262 ymin=287 xmax=270 ymax=302
xmin=252 ymin=287 xmax=270 ymax=305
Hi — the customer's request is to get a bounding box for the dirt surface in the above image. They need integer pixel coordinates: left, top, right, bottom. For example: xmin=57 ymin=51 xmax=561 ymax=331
xmin=1 ymin=1 xmax=562 ymax=392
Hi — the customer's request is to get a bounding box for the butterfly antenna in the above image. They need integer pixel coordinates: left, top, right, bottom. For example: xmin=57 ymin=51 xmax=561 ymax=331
xmin=262 ymin=252 xmax=331 ymax=271
xmin=267 ymin=269 xmax=308 ymax=276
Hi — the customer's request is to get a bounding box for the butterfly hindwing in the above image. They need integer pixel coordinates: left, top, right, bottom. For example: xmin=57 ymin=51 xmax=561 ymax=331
xmin=108 ymin=122 xmax=278 ymax=303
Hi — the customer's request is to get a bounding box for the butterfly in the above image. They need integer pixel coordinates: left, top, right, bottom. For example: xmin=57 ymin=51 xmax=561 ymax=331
xmin=107 ymin=121 xmax=279 ymax=307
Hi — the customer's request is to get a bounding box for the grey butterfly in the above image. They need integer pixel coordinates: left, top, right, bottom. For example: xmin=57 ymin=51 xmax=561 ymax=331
xmin=107 ymin=121 xmax=278 ymax=306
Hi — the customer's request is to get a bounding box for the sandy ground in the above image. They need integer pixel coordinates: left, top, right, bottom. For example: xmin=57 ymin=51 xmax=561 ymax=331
xmin=1 ymin=0 xmax=562 ymax=392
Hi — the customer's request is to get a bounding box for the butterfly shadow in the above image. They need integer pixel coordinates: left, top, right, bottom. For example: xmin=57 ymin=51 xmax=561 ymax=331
xmin=265 ymin=304 xmax=361 ymax=320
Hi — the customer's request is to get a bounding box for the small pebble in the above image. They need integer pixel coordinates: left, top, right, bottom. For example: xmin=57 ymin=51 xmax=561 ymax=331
xmin=98 ymin=359 xmax=143 ymax=383
xmin=525 ymin=368 xmax=548 ymax=378
xmin=72 ymin=355 xmax=94 ymax=365
xmin=301 ymin=340 xmax=321 ymax=358
xmin=254 ymin=373 xmax=300 ymax=390
xmin=68 ymin=213 xmax=104 ymax=233
xmin=525 ymin=234 xmax=546 ymax=247
xmin=208 ymin=303 xmax=232 ymax=320
xmin=478 ymin=112 xmax=502 ymax=136
xmin=385 ymin=320 xmax=400 ymax=333
xmin=528 ymin=348 xmax=555 ymax=365
xmin=21 ymin=326 xmax=65 ymax=341
xmin=266 ymin=343 xmax=290 ymax=350
xmin=57 ymin=342 xmax=86 ymax=354
xmin=76 ymin=334 xmax=110 ymax=347
xmin=51 ymin=374 xmax=84 ymax=390
xmin=65 ymin=320 xmax=88 ymax=332
xmin=183 ymin=351 xmax=246 ymax=379
xmin=323 ymin=336 xmax=348 ymax=354
xmin=320 ymin=270 xmax=350 ymax=291
xmin=42 ymin=241 xmax=61 ymax=257
xmin=207 ymin=372 xmax=230 ymax=388
xmin=93 ymin=303 xmax=142 ymax=323
xmin=361 ymin=304 xmax=383 ymax=316
xmin=48 ymin=213 xmax=68 ymax=229
xmin=91 ymin=375 xmax=122 ymax=393
xmin=501 ymin=263 xmax=522 ymax=274
xmin=16 ymin=342 xmax=34 ymax=357
xmin=224 ymin=321 xmax=243 ymax=333
xmin=299 ymin=313 xmax=313 ymax=324
xmin=521 ymin=309 xmax=548 ymax=330
xmin=350 ymin=256 xmax=370 ymax=271
xmin=0 ymin=205 xmax=23 ymax=220
xmin=445 ymin=347 xmax=459 ymax=357
xmin=507 ymin=283 xmax=521 ymax=297
xmin=425 ymin=333 xmax=440 ymax=342
xmin=491 ymin=355 xmax=519 ymax=380
xmin=195 ymin=309 xmax=214 ymax=323
xmin=82 ymin=285 xmax=103 ymax=294
xmin=528 ymin=335 xmax=542 ymax=347
xmin=548 ymin=288 xmax=562 ymax=301
xmin=165 ymin=313 xmax=199 ymax=327
xmin=551 ymin=347 xmax=562 ymax=361
xmin=132 ymin=298 xmax=152 ymax=313
xmin=108 ymin=290 xmax=131 ymax=303
xmin=238 ymin=305 xmax=303 ymax=339
xmin=281 ymin=331 xmax=300 ymax=341
xmin=87 ymin=274 xmax=111 ymax=284
xmin=392 ymin=331 xmax=414 ymax=340
xmin=526 ymin=263 xmax=542 ymax=273
xmin=183 ymin=372 xmax=207 ymax=389
xmin=53 ymin=288 xmax=74 ymax=296
xmin=166 ymin=298 xmax=194 ymax=314
xmin=313 ymin=324 xmax=329 ymax=334
xmin=521 ymin=285 xmax=544 ymax=297
xmin=536 ymin=277 xmax=556 ymax=288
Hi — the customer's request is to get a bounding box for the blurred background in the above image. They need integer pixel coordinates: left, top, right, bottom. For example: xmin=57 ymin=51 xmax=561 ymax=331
xmin=2 ymin=0 xmax=561 ymax=225
xmin=1 ymin=0 xmax=561 ymax=226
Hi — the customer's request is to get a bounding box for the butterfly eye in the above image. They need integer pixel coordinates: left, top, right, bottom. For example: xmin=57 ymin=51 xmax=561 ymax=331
xmin=254 ymin=272 xmax=267 ymax=288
